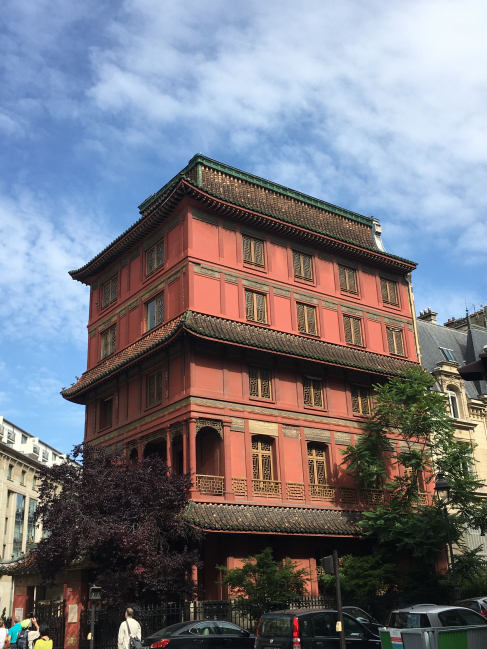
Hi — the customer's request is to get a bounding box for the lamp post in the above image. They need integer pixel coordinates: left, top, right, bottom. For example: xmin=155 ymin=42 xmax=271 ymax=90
xmin=88 ymin=585 xmax=102 ymax=649
xmin=435 ymin=473 xmax=461 ymax=600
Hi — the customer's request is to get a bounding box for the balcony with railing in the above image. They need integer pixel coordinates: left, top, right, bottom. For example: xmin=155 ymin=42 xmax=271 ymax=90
xmin=310 ymin=484 xmax=336 ymax=502
xmin=196 ymin=474 xmax=224 ymax=496
xmin=252 ymin=479 xmax=282 ymax=498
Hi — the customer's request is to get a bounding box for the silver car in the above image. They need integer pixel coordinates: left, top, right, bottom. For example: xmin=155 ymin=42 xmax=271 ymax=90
xmin=384 ymin=604 xmax=487 ymax=644
xmin=456 ymin=597 xmax=487 ymax=618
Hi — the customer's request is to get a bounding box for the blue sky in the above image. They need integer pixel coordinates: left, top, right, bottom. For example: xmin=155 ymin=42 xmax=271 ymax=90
xmin=1 ymin=0 xmax=487 ymax=452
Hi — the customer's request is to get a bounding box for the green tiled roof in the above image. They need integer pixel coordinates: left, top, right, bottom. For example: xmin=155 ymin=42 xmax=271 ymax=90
xmin=69 ymin=155 xmax=416 ymax=282
xmin=185 ymin=502 xmax=363 ymax=536
xmin=62 ymin=311 xmax=417 ymax=402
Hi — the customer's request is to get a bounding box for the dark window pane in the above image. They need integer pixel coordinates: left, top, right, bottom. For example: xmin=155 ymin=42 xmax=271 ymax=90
xmin=259 ymin=617 xmax=292 ymax=637
xmin=312 ymin=613 xmax=337 ymax=637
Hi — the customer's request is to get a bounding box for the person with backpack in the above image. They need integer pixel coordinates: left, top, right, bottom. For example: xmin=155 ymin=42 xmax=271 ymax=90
xmin=31 ymin=625 xmax=51 ymax=649
xmin=16 ymin=620 xmax=29 ymax=649
xmin=118 ymin=609 xmax=141 ymax=649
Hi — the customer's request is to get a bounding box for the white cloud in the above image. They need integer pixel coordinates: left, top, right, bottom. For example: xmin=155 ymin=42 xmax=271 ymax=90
xmin=0 ymin=188 xmax=109 ymax=344
xmin=82 ymin=0 xmax=487 ymax=261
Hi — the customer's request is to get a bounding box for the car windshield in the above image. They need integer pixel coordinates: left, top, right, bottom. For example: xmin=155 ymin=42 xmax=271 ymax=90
xmin=438 ymin=609 xmax=487 ymax=627
xmin=259 ymin=617 xmax=292 ymax=637
xmin=389 ymin=612 xmax=431 ymax=629
xmin=344 ymin=608 xmax=371 ymax=623
xmin=151 ymin=623 xmax=190 ymax=638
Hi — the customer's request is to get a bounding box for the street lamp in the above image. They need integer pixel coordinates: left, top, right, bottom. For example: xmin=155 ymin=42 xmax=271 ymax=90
xmin=435 ymin=473 xmax=460 ymax=600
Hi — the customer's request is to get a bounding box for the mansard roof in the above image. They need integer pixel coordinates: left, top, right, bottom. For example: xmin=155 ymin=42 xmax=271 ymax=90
xmin=69 ymin=155 xmax=416 ymax=283
xmin=185 ymin=502 xmax=363 ymax=536
xmin=417 ymin=318 xmax=487 ymax=398
xmin=62 ymin=311 xmax=417 ymax=402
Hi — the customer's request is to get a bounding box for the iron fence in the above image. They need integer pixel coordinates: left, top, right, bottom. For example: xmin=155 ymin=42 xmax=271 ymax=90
xmin=79 ymin=586 xmax=466 ymax=649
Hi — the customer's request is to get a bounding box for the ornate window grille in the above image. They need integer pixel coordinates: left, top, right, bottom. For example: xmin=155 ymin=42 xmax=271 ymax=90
xmin=249 ymin=366 xmax=272 ymax=399
xmin=351 ymin=385 xmax=370 ymax=415
xmin=308 ymin=444 xmax=327 ymax=486
xmin=146 ymin=238 xmax=165 ymax=275
xmin=147 ymin=293 xmax=164 ymax=330
xmin=338 ymin=265 xmax=358 ymax=294
xmin=102 ymin=276 xmax=118 ymax=308
xmin=386 ymin=326 xmax=405 ymax=356
xmin=245 ymin=290 xmax=267 ymax=324
xmin=296 ymin=303 xmax=317 ymax=335
xmin=242 ymin=235 xmax=265 ymax=268
xmin=252 ymin=438 xmax=274 ymax=481
xmin=292 ymin=251 xmax=313 ymax=281
xmin=147 ymin=371 xmax=162 ymax=407
xmin=380 ymin=278 xmax=398 ymax=305
xmin=100 ymin=324 xmax=117 ymax=359
xmin=343 ymin=314 xmax=363 ymax=346
xmin=303 ymin=377 xmax=324 ymax=408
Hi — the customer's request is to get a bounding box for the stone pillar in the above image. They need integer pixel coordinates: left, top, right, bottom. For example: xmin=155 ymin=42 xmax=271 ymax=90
xmin=64 ymin=580 xmax=88 ymax=649
xmin=137 ymin=438 xmax=143 ymax=461
xmin=188 ymin=418 xmax=197 ymax=493
xmin=223 ymin=421 xmax=235 ymax=501
xmin=183 ymin=421 xmax=189 ymax=475
xmin=244 ymin=419 xmax=253 ymax=500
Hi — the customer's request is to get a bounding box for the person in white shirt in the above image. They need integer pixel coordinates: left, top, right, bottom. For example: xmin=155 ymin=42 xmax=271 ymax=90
xmin=0 ymin=619 xmax=7 ymax=649
xmin=118 ymin=609 xmax=141 ymax=649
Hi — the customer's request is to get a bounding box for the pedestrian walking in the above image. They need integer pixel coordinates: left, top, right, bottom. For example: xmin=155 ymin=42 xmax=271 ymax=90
xmin=8 ymin=616 xmax=22 ymax=649
xmin=0 ymin=620 xmax=8 ymax=649
xmin=32 ymin=625 xmax=52 ymax=649
xmin=118 ymin=609 xmax=141 ymax=649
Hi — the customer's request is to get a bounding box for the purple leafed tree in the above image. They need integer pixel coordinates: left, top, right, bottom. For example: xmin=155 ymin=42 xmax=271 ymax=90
xmin=35 ymin=444 xmax=201 ymax=604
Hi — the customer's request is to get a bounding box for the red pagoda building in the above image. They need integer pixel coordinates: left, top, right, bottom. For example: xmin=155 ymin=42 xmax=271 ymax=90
xmin=62 ymin=155 xmax=423 ymax=598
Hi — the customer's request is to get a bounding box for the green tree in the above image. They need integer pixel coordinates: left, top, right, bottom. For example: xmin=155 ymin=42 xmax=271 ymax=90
xmin=319 ymin=554 xmax=398 ymax=596
xmin=341 ymin=368 xmax=487 ymax=577
xmin=218 ymin=547 xmax=309 ymax=611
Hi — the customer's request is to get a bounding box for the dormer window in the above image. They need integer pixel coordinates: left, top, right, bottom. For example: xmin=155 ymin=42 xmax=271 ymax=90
xmin=440 ymin=348 xmax=457 ymax=363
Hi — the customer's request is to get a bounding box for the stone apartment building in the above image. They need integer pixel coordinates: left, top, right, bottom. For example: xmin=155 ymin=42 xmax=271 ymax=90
xmin=61 ymin=154 xmax=426 ymax=598
xmin=0 ymin=417 xmax=66 ymax=616
xmin=416 ymin=309 xmax=487 ymax=556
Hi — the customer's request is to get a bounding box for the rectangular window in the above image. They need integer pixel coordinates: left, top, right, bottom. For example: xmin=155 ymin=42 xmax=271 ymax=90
xmin=380 ymin=278 xmax=398 ymax=305
xmin=101 ymin=276 xmax=118 ymax=308
xmin=343 ymin=314 xmax=363 ymax=346
xmin=12 ymin=494 xmax=25 ymax=559
xmin=296 ymin=303 xmax=317 ymax=335
xmin=99 ymin=398 xmax=113 ymax=429
xmin=52 ymin=453 xmax=56 ymax=462
xmin=252 ymin=438 xmax=274 ymax=481
xmin=27 ymin=499 xmax=37 ymax=544
xmin=243 ymin=235 xmax=265 ymax=268
xmin=2 ymin=546 xmax=5 ymax=560
xmin=245 ymin=290 xmax=268 ymax=324
xmin=147 ymin=371 xmax=163 ymax=407
xmin=339 ymin=265 xmax=358 ymax=294
xmin=21 ymin=435 xmax=27 ymax=444
xmin=292 ymin=251 xmax=313 ymax=281
xmin=32 ymin=445 xmax=39 ymax=456
xmin=308 ymin=444 xmax=327 ymax=485
xmin=249 ymin=367 xmax=272 ymax=399
xmin=20 ymin=471 xmax=25 ymax=486
xmin=387 ymin=327 xmax=405 ymax=356
xmin=147 ymin=294 xmax=164 ymax=330
xmin=351 ymin=385 xmax=371 ymax=415
xmin=33 ymin=476 xmax=37 ymax=490
xmin=4 ymin=518 xmax=8 ymax=535
xmin=303 ymin=377 xmax=324 ymax=408
xmin=146 ymin=238 xmax=165 ymax=275
xmin=6 ymin=491 xmax=12 ymax=509
xmin=100 ymin=324 xmax=117 ymax=359
xmin=7 ymin=465 xmax=13 ymax=480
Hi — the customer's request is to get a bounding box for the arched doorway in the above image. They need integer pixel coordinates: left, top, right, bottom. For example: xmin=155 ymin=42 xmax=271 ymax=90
xmin=196 ymin=426 xmax=223 ymax=495
xmin=143 ymin=439 xmax=167 ymax=461
xmin=129 ymin=448 xmax=138 ymax=466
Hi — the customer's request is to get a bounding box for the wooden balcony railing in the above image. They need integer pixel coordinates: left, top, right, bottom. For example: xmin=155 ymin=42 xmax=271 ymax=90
xmin=286 ymin=482 xmax=305 ymax=501
xmin=310 ymin=484 xmax=336 ymax=502
xmin=196 ymin=474 xmax=224 ymax=496
xmin=252 ymin=479 xmax=282 ymax=498
xmin=360 ymin=489 xmax=385 ymax=505
xmin=339 ymin=487 xmax=358 ymax=505
xmin=232 ymin=477 xmax=247 ymax=497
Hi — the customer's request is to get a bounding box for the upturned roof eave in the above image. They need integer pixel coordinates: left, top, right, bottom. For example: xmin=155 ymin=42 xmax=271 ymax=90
xmin=70 ymin=178 xmax=416 ymax=283
xmin=62 ymin=310 xmax=416 ymax=402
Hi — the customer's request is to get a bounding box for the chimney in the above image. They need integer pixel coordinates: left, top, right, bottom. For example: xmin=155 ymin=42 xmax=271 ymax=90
xmin=418 ymin=307 xmax=438 ymax=324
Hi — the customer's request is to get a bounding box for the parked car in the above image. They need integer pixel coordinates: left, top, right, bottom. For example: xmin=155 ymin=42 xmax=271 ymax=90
xmin=456 ymin=597 xmax=487 ymax=617
xmin=342 ymin=606 xmax=381 ymax=636
xmin=142 ymin=620 xmax=254 ymax=649
xmin=255 ymin=609 xmax=381 ymax=649
xmin=384 ymin=604 xmax=487 ymax=645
